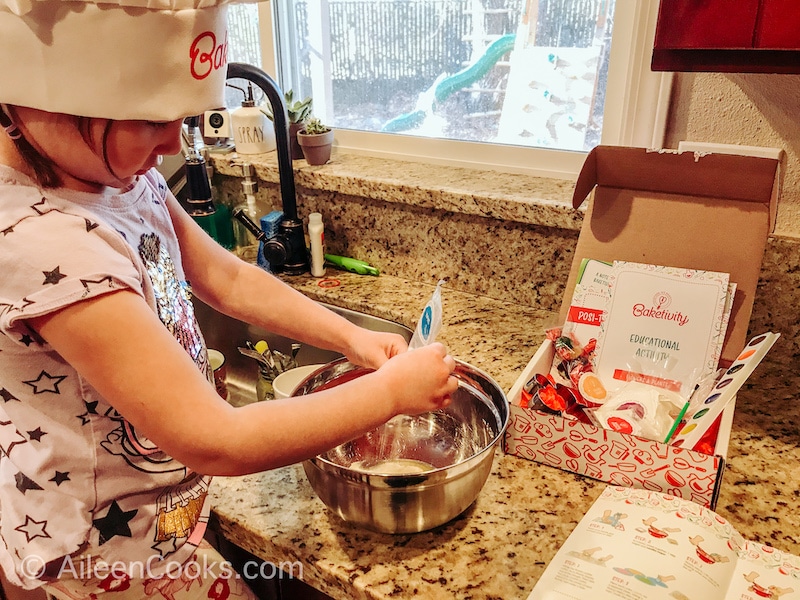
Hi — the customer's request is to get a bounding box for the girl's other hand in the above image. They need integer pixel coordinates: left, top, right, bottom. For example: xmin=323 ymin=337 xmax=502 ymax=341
xmin=376 ymin=342 xmax=458 ymax=415
xmin=344 ymin=329 xmax=408 ymax=370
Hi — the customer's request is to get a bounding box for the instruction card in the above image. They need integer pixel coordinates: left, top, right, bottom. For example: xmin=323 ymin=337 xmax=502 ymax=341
xmin=528 ymin=486 xmax=800 ymax=600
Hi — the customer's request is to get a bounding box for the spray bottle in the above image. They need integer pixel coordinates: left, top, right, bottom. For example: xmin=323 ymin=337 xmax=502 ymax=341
xmin=230 ymin=83 xmax=276 ymax=155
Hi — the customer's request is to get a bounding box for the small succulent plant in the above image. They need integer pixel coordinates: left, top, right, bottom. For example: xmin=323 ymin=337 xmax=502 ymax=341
xmin=302 ymin=116 xmax=331 ymax=135
xmin=285 ymin=90 xmax=313 ymax=124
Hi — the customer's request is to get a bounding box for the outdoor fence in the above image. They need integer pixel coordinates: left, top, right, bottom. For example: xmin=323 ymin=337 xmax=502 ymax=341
xmin=291 ymin=0 xmax=603 ymax=84
xmin=293 ymin=0 xmax=472 ymax=86
xmin=533 ymin=0 xmax=608 ymax=47
xmin=228 ymin=0 xmax=606 ymax=86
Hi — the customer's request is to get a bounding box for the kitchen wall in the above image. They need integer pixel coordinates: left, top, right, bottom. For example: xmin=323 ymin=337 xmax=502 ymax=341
xmin=666 ymin=72 xmax=800 ymax=238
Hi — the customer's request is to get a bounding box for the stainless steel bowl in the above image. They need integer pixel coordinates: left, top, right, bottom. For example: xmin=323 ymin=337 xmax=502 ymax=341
xmin=294 ymin=358 xmax=509 ymax=533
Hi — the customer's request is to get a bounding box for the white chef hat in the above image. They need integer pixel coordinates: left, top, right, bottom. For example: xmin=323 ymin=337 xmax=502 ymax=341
xmin=0 ymin=0 xmax=260 ymax=121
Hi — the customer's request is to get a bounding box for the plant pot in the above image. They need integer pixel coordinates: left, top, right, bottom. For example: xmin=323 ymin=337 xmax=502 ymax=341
xmin=297 ymin=128 xmax=334 ymax=165
xmin=289 ymin=122 xmax=305 ymax=160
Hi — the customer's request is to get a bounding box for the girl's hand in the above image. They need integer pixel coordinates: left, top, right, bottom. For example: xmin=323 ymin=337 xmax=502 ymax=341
xmin=343 ymin=329 xmax=409 ymax=370
xmin=375 ymin=342 xmax=458 ymax=415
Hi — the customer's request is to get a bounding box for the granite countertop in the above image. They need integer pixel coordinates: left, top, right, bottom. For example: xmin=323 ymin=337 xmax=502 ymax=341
xmin=207 ymin=271 xmax=800 ymax=600
xmin=212 ymin=152 xmax=581 ymax=230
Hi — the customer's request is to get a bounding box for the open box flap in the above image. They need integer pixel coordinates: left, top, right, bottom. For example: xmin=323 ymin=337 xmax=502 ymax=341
xmin=564 ymin=146 xmax=779 ymax=364
xmin=572 ymin=146 xmax=779 ymax=214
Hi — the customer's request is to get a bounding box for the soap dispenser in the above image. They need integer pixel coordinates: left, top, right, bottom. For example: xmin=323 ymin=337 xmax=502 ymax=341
xmin=231 ymin=162 xmax=261 ymax=260
xmin=230 ymin=83 xmax=276 ymax=155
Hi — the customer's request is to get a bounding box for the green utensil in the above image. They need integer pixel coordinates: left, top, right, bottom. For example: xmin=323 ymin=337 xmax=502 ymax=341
xmin=324 ymin=254 xmax=380 ymax=276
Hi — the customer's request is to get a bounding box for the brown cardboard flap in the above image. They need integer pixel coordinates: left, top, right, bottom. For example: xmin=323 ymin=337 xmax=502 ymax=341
xmin=573 ymin=147 xmax=779 ymax=213
xmin=563 ymin=146 xmax=779 ymax=364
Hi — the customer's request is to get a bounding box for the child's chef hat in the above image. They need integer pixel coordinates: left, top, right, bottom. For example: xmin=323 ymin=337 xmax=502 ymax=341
xmin=0 ymin=0 xmax=258 ymax=121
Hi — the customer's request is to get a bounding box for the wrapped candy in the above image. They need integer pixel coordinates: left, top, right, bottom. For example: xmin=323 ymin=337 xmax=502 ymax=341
xmin=546 ymin=327 xmax=597 ymax=388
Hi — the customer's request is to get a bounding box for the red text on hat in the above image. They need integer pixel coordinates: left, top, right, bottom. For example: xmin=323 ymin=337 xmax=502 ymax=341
xmin=190 ymin=30 xmax=228 ymax=80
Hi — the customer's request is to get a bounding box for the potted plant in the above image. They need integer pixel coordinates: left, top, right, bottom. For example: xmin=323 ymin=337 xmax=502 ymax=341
xmin=297 ymin=116 xmax=334 ymax=165
xmin=285 ymin=90 xmax=312 ymax=160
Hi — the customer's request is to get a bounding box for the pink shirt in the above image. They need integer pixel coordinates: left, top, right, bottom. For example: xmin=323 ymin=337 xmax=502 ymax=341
xmin=0 ymin=166 xmax=213 ymax=589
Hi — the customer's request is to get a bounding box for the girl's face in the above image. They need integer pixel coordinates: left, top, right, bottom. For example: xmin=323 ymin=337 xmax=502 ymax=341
xmin=11 ymin=107 xmax=184 ymax=192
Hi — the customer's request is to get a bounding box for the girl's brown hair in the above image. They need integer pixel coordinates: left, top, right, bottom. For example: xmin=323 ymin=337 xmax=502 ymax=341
xmin=1 ymin=105 xmax=60 ymax=188
xmin=2 ymin=107 xmax=118 ymax=189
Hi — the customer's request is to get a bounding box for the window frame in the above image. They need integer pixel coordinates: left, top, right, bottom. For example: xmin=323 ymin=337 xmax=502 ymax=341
xmin=255 ymin=0 xmax=672 ymax=180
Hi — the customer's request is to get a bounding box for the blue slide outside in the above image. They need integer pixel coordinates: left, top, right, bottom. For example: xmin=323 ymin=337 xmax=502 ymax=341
xmin=381 ymin=33 xmax=517 ymax=133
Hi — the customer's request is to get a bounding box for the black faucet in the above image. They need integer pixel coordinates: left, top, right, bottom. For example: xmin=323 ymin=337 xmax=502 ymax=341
xmin=226 ymin=62 xmax=309 ymax=275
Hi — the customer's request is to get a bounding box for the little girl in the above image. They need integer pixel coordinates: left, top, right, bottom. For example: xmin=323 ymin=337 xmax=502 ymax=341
xmin=0 ymin=0 xmax=457 ymax=597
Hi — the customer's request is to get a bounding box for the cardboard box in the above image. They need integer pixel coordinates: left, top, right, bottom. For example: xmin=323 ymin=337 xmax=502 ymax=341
xmin=504 ymin=146 xmax=780 ymax=509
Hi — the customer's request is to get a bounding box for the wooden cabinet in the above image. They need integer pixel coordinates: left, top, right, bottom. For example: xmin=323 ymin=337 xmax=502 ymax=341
xmin=652 ymin=0 xmax=800 ymax=73
xmin=757 ymin=0 xmax=800 ymax=48
xmin=654 ymin=0 xmax=759 ymax=49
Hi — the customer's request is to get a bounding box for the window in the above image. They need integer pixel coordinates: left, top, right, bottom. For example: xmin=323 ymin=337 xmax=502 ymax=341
xmin=227 ymin=0 xmax=670 ymax=179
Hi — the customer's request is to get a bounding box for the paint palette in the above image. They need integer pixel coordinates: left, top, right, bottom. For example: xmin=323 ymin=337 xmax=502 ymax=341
xmin=670 ymin=332 xmax=780 ymax=451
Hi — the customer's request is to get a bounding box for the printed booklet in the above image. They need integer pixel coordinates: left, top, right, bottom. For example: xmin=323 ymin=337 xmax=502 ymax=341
xmin=528 ymin=486 xmax=800 ymax=600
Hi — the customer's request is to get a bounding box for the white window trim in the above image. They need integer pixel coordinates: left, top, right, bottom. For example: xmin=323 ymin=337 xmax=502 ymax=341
xmin=255 ymin=0 xmax=672 ymax=181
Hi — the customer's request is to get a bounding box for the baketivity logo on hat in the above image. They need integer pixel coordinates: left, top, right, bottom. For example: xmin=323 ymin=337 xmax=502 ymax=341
xmin=190 ymin=30 xmax=229 ymax=80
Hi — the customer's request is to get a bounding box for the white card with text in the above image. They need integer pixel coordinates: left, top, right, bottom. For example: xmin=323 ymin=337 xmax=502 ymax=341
xmin=594 ymin=262 xmax=731 ymax=394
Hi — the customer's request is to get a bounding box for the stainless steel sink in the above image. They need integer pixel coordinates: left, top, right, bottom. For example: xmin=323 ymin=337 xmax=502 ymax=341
xmin=193 ymin=300 xmax=412 ymax=406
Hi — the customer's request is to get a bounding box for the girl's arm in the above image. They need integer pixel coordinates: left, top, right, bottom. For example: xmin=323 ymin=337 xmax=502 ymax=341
xmin=31 ymin=290 xmax=457 ymax=476
xmin=166 ymin=194 xmax=403 ymax=369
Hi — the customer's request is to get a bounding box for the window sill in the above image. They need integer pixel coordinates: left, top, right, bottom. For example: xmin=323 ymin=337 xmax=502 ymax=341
xmin=209 ymin=149 xmax=583 ymax=231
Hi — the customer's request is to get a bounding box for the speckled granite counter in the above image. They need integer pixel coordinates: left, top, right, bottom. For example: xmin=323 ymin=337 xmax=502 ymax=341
xmin=212 ymin=151 xmax=580 ymax=230
xmin=207 ymin=271 xmax=800 ymax=600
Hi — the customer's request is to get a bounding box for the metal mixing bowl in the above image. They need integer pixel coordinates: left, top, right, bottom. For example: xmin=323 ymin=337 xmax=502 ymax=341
xmin=294 ymin=358 xmax=509 ymax=533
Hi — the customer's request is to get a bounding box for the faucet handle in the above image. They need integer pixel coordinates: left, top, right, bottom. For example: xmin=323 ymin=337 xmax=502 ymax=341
xmin=232 ymin=207 xmax=265 ymax=241
xmin=262 ymin=237 xmax=289 ymax=267
xmin=231 ymin=207 xmax=296 ymax=271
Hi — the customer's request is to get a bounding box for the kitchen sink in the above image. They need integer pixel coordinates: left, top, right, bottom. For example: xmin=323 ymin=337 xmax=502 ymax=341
xmin=193 ymin=299 xmax=413 ymax=406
